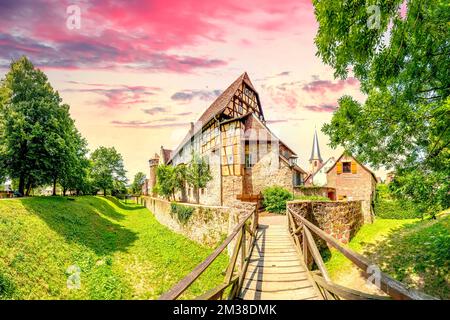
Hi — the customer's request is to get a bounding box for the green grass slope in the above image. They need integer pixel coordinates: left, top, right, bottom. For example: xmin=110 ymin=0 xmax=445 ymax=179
xmin=324 ymin=212 xmax=450 ymax=299
xmin=0 ymin=196 xmax=227 ymax=300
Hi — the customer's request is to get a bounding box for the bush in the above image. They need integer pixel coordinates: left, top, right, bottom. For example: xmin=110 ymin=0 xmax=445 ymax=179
xmin=294 ymin=195 xmax=330 ymax=201
xmin=262 ymin=186 xmax=293 ymax=214
xmin=170 ymin=202 xmax=195 ymax=224
xmin=374 ymin=184 xmax=421 ymax=219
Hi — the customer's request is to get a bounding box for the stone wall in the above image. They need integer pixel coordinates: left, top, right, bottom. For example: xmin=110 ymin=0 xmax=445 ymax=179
xmin=222 ymin=175 xmax=243 ymax=206
xmin=143 ymin=196 xmax=230 ymax=247
xmin=293 ymin=186 xmax=335 ymax=199
xmin=287 ymin=200 xmax=363 ymax=245
xmin=250 ymin=151 xmax=293 ymax=194
xmin=142 ymin=196 xmax=257 ymax=248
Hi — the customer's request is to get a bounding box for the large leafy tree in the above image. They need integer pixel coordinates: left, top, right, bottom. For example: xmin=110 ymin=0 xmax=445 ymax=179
xmin=314 ymin=0 xmax=449 ymax=213
xmin=59 ymin=129 xmax=90 ymax=195
xmin=90 ymin=146 xmax=127 ymax=196
xmin=155 ymin=164 xmax=177 ymax=200
xmin=186 ymin=152 xmax=212 ymax=203
xmin=0 ymin=56 xmax=88 ymax=196
xmin=130 ymin=171 xmax=146 ymax=195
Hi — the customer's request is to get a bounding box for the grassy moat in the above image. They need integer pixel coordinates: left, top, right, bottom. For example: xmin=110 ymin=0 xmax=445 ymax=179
xmin=0 ymin=196 xmax=227 ymax=299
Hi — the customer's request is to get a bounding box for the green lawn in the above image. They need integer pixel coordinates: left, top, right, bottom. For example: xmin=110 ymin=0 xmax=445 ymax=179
xmin=324 ymin=211 xmax=450 ymax=299
xmin=0 ymin=196 xmax=227 ymax=300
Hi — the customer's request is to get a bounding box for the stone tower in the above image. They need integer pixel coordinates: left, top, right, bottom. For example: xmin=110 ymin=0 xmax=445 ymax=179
xmin=148 ymin=153 xmax=159 ymax=196
xmin=309 ymin=128 xmax=323 ymax=174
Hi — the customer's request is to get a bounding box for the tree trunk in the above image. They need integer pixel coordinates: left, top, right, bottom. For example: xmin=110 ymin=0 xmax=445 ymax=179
xmin=63 ymin=188 xmax=67 ymax=196
xmin=25 ymin=181 xmax=32 ymax=196
xmin=103 ymin=189 xmax=106 ymax=196
xmin=195 ymin=186 xmax=199 ymax=204
xmin=181 ymin=184 xmax=187 ymax=202
xmin=18 ymin=175 xmax=25 ymax=196
xmin=52 ymin=177 xmax=57 ymax=196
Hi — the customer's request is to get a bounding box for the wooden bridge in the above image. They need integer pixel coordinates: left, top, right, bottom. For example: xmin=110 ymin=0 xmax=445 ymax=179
xmin=159 ymin=206 xmax=437 ymax=300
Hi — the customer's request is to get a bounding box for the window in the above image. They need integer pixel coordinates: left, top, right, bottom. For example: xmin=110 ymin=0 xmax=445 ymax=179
xmin=342 ymin=161 xmax=351 ymax=173
xmin=245 ymin=154 xmax=253 ymax=168
xmin=293 ymin=172 xmax=303 ymax=186
xmin=238 ymin=102 xmax=243 ymax=114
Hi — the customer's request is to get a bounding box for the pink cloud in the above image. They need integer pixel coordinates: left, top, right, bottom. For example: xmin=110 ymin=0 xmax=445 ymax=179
xmin=63 ymin=84 xmax=158 ymax=109
xmin=304 ymin=104 xmax=337 ymax=113
xmin=302 ymin=77 xmax=359 ymax=94
xmin=0 ymin=0 xmax=312 ymax=71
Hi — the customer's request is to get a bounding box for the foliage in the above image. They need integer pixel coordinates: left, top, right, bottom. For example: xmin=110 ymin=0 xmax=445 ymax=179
xmin=58 ymin=129 xmax=90 ymax=195
xmin=186 ymin=152 xmax=212 ymax=203
xmin=0 ymin=196 xmax=227 ymax=299
xmin=170 ymin=202 xmax=195 ymax=224
xmin=90 ymin=146 xmax=127 ymax=196
xmin=130 ymin=172 xmax=146 ymax=195
xmin=294 ymin=195 xmax=330 ymax=201
xmin=388 ymin=169 xmax=449 ymax=219
xmin=0 ymin=56 xmax=88 ymax=196
xmin=155 ymin=164 xmax=177 ymax=200
xmin=314 ymin=0 xmax=450 ymax=212
xmin=324 ymin=212 xmax=450 ymax=299
xmin=374 ymin=184 xmax=421 ymax=219
xmin=174 ymin=164 xmax=188 ymax=201
xmin=262 ymin=186 xmax=293 ymax=214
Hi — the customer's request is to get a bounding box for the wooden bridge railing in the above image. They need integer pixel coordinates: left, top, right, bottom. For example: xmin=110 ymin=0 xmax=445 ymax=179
xmin=287 ymin=207 xmax=438 ymax=300
xmin=159 ymin=207 xmax=258 ymax=300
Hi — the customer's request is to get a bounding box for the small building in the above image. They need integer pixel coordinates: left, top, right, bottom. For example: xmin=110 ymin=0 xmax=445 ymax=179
xmin=326 ymin=153 xmax=377 ymax=223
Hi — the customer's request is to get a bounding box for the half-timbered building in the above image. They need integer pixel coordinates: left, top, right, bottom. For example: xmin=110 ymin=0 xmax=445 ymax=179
xmin=148 ymin=72 xmax=307 ymax=206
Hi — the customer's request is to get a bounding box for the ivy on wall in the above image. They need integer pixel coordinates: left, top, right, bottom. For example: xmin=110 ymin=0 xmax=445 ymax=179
xmin=170 ymin=202 xmax=195 ymax=224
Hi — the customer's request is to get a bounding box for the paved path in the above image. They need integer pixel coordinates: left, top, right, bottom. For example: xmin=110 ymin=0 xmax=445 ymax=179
xmin=240 ymin=215 xmax=320 ymax=300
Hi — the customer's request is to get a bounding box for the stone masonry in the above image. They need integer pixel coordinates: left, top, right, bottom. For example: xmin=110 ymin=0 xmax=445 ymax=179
xmin=287 ymin=200 xmax=364 ymax=246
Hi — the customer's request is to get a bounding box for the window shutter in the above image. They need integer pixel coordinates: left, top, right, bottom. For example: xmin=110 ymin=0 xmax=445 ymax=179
xmin=351 ymin=161 xmax=357 ymax=174
xmin=337 ymin=162 xmax=343 ymax=174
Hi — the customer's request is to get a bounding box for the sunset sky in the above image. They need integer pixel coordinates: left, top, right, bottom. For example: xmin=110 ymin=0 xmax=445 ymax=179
xmin=0 ymin=0 xmax=385 ymax=180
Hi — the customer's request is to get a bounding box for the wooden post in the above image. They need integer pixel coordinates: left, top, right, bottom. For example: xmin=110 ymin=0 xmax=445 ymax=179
xmin=240 ymin=226 xmax=246 ymax=273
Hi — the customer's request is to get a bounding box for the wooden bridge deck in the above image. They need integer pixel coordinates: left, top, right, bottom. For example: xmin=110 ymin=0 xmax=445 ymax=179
xmin=240 ymin=215 xmax=320 ymax=300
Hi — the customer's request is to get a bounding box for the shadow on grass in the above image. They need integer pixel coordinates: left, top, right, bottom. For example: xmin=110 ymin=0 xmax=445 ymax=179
xmin=0 ymin=272 xmax=16 ymax=299
xmin=21 ymin=197 xmax=138 ymax=256
xmin=104 ymin=196 xmax=145 ymax=211
xmin=361 ymin=215 xmax=450 ymax=299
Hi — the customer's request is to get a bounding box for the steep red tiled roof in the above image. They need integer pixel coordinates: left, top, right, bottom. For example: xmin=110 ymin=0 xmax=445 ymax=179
xmin=168 ymin=72 xmax=255 ymax=163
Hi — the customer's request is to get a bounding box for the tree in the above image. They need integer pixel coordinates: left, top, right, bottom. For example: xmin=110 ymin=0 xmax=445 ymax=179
xmin=90 ymin=146 xmax=127 ymax=196
xmin=186 ymin=152 xmax=212 ymax=203
xmin=314 ymin=0 xmax=449 ymax=213
xmin=0 ymin=56 xmax=88 ymax=196
xmin=155 ymin=164 xmax=177 ymax=200
xmin=131 ymin=171 xmax=146 ymax=195
xmin=174 ymin=164 xmax=188 ymax=202
xmin=59 ymin=129 xmax=90 ymax=196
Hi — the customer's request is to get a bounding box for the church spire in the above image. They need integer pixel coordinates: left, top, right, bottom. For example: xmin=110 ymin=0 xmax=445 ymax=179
xmin=309 ymin=128 xmax=322 ymax=162
xmin=309 ymin=128 xmax=323 ymax=173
